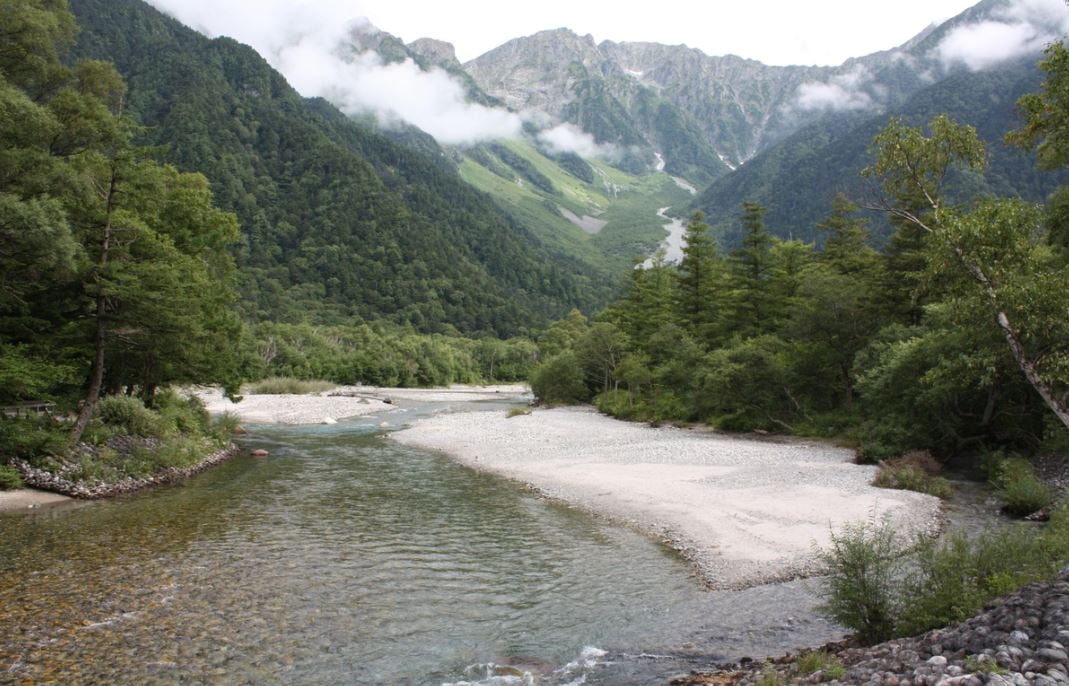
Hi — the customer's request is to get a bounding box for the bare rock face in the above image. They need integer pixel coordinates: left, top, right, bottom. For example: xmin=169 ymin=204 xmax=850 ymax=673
xmin=407 ymin=37 xmax=461 ymax=70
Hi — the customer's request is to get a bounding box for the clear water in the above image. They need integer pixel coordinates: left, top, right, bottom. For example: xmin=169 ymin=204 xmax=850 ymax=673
xmin=0 ymin=406 xmax=727 ymax=685
xmin=9 ymin=402 xmax=1009 ymax=684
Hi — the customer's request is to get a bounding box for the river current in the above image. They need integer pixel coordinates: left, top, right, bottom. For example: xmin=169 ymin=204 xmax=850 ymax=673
xmin=1 ymin=399 xmax=866 ymax=684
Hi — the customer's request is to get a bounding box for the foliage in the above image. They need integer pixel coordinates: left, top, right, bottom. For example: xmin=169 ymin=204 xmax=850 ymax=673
xmin=0 ymin=416 xmax=71 ymax=461
xmin=245 ymin=377 xmax=337 ymax=395
xmin=873 ymin=460 xmax=953 ymax=500
xmin=818 ymin=507 xmax=1069 ymax=642
xmin=817 ymin=517 xmax=904 ymax=645
xmin=987 ymin=455 xmax=1053 ymax=516
xmin=94 ymin=395 xmax=165 ymax=439
xmin=69 ymin=0 xmax=605 ymax=336
xmin=506 ymin=406 xmax=532 ymax=418
xmin=0 ymin=464 xmax=23 ymax=490
xmin=529 ymin=351 xmax=590 ymax=405
xmin=794 ymin=651 xmax=846 ymax=680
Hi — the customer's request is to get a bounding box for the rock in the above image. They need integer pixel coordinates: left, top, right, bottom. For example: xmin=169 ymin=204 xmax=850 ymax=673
xmin=1038 ymin=648 xmax=1069 ymax=663
xmin=250 ymin=449 xmax=269 ymax=458
xmin=928 ymin=656 xmax=948 ymax=667
xmin=322 ymin=417 xmax=336 ymax=425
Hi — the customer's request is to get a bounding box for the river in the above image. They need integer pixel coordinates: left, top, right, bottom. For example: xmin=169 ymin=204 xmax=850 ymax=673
xmin=0 ymin=398 xmax=1006 ymax=684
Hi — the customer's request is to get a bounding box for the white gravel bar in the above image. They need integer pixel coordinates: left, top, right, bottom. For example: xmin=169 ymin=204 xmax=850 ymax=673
xmin=192 ymin=384 xmax=529 ymax=425
xmin=391 ymin=406 xmax=943 ymax=589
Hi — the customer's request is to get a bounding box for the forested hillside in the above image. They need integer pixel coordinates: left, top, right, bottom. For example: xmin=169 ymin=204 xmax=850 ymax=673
xmin=691 ymin=56 xmax=1066 ymax=247
xmin=66 ymin=0 xmax=611 ymax=336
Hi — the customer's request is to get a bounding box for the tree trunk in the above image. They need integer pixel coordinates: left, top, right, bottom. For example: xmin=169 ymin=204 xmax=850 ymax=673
xmin=70 ymin=164 xmax=118 ymax=444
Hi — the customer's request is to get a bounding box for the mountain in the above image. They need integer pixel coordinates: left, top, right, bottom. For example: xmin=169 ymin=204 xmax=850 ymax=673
xmin=67 ymin=0 xmax=611 ymax=336
xmin=688 ymin=55 xmax=1065 ymax=247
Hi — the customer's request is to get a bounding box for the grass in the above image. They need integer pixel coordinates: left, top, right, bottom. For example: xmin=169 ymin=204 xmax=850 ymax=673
xmin=794 ymin=651 xmax=846 ymax=680
xmin=245 ymin=377 xmax=337 ymax=395
xmin=506 ymin=406 xmax=532 ymax=418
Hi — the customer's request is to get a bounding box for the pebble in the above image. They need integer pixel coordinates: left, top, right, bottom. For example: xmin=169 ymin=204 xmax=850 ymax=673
xmin=675 ymin=570 xmax=1069 ymax=686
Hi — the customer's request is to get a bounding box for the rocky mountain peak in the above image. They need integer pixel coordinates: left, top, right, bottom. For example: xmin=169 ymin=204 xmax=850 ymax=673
xmin=407 ymin=37 xmax=460 ymax=69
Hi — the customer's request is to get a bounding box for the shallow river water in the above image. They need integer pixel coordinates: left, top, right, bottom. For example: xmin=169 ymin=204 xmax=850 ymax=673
xmin=0 ymin=400 xmax=1005 ymax=685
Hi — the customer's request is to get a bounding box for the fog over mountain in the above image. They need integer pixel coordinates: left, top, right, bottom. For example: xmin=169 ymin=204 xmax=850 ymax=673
xmin=146 ymin=0 xmax=1066 ymax=164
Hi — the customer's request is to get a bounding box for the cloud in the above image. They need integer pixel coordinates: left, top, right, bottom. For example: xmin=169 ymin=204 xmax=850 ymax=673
xmin=146 ymin=0 xmax=522 ymax=145
xmin=935 ymin=0 xmax=1069 ymax=71
xmin=536 ymin=123 xmax=615 ymax=158
xmin=794 ymin=64 xmax=876 ymax=111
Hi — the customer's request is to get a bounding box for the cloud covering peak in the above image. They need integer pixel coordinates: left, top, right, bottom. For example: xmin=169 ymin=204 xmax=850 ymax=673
xmin=935 ymin=0 xmax=1069 ymax=71
xmin=146 ymin=0 xmax=523 ymax=145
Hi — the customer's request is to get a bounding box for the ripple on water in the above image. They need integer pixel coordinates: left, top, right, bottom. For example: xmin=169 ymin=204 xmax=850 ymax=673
xmin=1 ymin=424 xmax=721 ymax=685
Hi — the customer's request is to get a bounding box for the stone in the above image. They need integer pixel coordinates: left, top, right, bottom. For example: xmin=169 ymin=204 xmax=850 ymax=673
xmin=928 ymin=656 xmax=948 ymax=668
xmin=1038 ymin=648 xmax=1069 ymax=663
xmin=250 ymin=449 xmax=269 ymax=458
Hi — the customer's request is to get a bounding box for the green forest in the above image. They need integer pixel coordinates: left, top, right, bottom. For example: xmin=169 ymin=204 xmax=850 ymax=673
xmin=529 ymin=46 xmax=1069 ymax=472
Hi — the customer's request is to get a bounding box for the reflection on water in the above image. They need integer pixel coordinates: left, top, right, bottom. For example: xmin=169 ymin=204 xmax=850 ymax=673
xmin=1 ymin=412 xmax=714 ymax=684
xmin=6 ymin=405 xmax=1004 ymax=684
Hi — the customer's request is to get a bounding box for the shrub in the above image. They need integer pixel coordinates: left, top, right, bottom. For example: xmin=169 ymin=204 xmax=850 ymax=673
xmin=987 ymin=455 xmax=1052 ymax=516
xmin=245 ymin=377 xmax=336 ymax=395
xmin=818 ymin=517 xmax=903 ymax=645
xmin=211 ymin=411 xmax=243 ymax=438
xmin=873 ymin=451 xmax=953 ymax=499
xmin=506 ymin=406 xmax=531 ymax=418
xmin=0 ymin=416 xmax=70 ymax=459
xmin=819 ymin=505 xmax=1069 ymax=642
xmin=156 ymin=390 xmax=211 ymax=436
xmin=529 ymin=351 xmax=589 ymax=405
xmin=0 ymin=464 xmax=23 ymax=490
xmin=95 ymin=395 xmax=163 ymax=438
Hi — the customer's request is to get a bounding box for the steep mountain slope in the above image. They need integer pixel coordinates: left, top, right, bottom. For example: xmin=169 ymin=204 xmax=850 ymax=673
xmin=689 ymin=55 xmax=1064 ymax=247
xmin=67 ymin=0 xmax=610 ymax=335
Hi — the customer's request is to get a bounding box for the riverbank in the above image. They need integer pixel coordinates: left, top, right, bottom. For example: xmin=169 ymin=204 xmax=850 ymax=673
xmin=11 ymin=443 xmax=241 ymax=499
xmin=192 ymin=384 xmax=528 ymax=424
xmin=0 ymin=488 xmax=72 ymax=512
xmin=673 ymin=569 xmax=1069 ymax=685
xmin=391 ymin=406 xmax=943 ymax=590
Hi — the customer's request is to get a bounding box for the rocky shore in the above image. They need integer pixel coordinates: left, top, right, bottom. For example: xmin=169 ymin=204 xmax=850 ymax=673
xmin=675 ymin=570 xmax=1069 ymax=686
xmin=12 ymin=442 xmax=240 ymax=499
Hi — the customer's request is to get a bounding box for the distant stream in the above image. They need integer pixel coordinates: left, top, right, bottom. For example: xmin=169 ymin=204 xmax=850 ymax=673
xmin=0 ymin=398 xmax=1009 ymax=685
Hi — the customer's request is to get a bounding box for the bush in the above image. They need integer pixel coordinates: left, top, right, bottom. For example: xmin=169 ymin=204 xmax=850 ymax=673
xmin=246 ymin=377 xmax=336 ymax=395
xmin=529 ymin=351 xmax=589 ymax=405
xmin=987 ymin=455 xmax=1052 ymax=516
xmin=873 ymin=451 xmax=953 ymax=499
xmin=506 ymin=406 xmax=531 ymax=418
xmin=0 ymin=463 xmax=23 ymax=490
xmin=819 ymin=504 xmax=1069 ymax=642
xmin=211 ymin=411 xmax=243 ymax=438
xmin=95 ymin=395 xmax=163 ymax=438
xmin=156 ymin=390 xmax=211 ymax=436
xmin=0 ymin=416 xmax=70 ymax=459
xmin=818 ymin=517 xmax=903 ymax=645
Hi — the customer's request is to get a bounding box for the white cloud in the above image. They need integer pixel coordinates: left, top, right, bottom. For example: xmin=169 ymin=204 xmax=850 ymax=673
xmin=794 ymin=65 xmax=876 ymax=111
xmin=536 ymin=123 xmax=615 ymax=158
xmin=935 ymin=0 xmax=1069 ymax=71
xmin=146 ymin=0 xmax=523 ymax=145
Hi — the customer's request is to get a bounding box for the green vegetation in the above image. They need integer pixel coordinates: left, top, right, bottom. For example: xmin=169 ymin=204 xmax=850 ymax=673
xmin=506 ymin=406 xmax=532 ymax=418
xmin=794 ymin=651 xmax=846 ymax=680
xmin=529 ymin=44 xmax=1069 ymax=474
xmin=68 ymin=0 xmax=608 ymax=336
xmin=0 ymin=464 xmax=23 ymax=491
xmin=245 ymin=378 xmax=337 ymax=396
xmin=872 ymin=451 xmax=954 ymax=500
xmin=986 ymin=454 xmax=1053 ymax=516
xmin=819 ymin=507 xmax=1069 ymax=644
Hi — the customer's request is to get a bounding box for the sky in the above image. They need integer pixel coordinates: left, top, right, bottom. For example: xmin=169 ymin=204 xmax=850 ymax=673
xmin=354 ymin=0 xmax=982 ymax=66
xmin=145 ymin=0 xmax=1069 ymax=148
